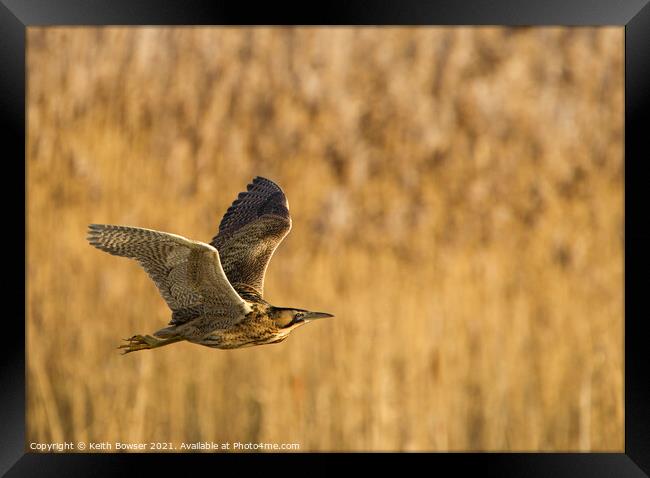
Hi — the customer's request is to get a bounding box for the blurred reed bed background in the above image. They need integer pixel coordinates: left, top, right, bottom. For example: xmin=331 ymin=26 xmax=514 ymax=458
xmin=26 ymin=27 xmax=623 ymax=451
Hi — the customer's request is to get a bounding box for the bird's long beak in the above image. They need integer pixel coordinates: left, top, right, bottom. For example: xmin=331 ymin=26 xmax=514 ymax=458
xmin=303 ymin=311 xmax=334 ymax=320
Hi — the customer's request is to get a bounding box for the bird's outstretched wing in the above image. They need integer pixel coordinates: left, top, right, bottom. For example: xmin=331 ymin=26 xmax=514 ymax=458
xmin=210 ymin=176 xmax=292 ymax=297
xmin=87 ymin=224 xmax=251 ymax=328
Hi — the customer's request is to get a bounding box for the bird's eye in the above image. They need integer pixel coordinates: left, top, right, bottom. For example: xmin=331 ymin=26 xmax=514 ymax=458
xmin=279 ymin=313 xmax=304 ymax=329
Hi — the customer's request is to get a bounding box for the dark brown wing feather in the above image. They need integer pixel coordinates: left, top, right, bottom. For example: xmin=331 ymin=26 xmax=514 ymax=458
xmin=210 ymin=176 xmax=291 ymax=297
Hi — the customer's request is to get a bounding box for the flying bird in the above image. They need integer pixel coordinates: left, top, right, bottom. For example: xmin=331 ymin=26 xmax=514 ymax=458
xmin=87 ymin=176 xmax=333 ymax=354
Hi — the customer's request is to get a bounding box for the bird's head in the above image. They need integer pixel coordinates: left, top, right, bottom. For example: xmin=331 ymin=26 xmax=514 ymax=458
xmin=271 ymin=307 xmax=334 ymax=331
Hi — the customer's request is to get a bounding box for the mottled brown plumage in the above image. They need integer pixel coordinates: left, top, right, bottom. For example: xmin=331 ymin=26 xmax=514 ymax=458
xmin=87 ymin=176 xmax=333 ymax=354
xmin=211 ymin=176 xmax=292 ymax=297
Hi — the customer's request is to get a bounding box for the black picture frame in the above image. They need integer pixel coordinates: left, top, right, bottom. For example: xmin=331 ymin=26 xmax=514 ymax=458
xmin=3 ymin=1 xmax=648 ymax=476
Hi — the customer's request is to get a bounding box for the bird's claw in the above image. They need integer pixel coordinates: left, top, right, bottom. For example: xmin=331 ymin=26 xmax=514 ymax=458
xmin=117 ymin=334 xmax=155 ymax=354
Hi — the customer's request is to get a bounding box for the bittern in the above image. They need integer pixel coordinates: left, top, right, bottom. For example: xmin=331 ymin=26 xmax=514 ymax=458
xmin=87 ymin=176 xmax=333 ymax=354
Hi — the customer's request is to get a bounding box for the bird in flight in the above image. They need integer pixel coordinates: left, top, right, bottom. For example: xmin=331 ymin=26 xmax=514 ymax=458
xmin=87 ymin=176 xmax=333 ymax=354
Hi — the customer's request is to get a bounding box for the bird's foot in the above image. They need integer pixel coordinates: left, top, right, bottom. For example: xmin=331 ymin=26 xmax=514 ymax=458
xmin=118 ymin=334 xmax=160 ymax=354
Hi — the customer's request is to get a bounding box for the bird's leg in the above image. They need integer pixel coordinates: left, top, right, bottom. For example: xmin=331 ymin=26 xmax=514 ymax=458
xmin=118 ymin=334 xmax=183 ymax=354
